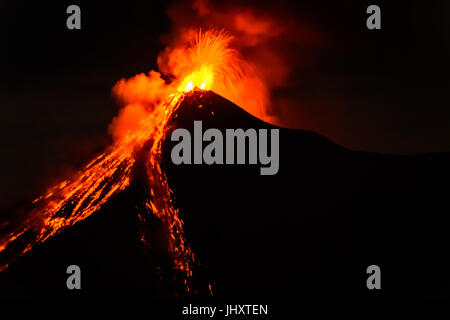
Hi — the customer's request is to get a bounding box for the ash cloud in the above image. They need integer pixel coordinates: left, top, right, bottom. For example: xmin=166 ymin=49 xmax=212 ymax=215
xmin=163 ymin=0 xmax=327 ymax=123
xmin=109 ymin=0 xmax=328 ymax=141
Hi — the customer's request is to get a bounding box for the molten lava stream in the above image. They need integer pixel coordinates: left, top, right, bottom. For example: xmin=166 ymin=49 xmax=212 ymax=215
xmin=0 ymin=29 xmax=270 ymax=296
xmin=0 ymin=93 xmax=196 ymax=288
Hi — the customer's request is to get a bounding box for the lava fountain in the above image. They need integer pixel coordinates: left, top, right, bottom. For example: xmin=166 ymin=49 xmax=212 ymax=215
xmin=0 ymin=29 xmax=269 ymax=294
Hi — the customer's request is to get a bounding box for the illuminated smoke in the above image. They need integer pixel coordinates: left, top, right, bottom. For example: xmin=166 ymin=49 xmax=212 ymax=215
xmin=0 ymin=0 xmax=325 ymax=295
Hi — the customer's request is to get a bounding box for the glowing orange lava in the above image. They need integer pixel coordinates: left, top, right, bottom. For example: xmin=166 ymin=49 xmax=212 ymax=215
xmin=0 ymin=29 xmax=265 ymax=295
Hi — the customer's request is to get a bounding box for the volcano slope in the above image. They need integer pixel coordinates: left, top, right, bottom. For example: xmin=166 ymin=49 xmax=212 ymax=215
xmin=1 ymin=89 xmax=450 ymax=300
xmin=163 ymin=90 xmax=450 ymax=300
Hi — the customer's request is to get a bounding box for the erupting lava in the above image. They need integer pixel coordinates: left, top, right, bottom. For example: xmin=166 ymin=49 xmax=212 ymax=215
xmin=0 ymin=29 xmax=267 ymax=294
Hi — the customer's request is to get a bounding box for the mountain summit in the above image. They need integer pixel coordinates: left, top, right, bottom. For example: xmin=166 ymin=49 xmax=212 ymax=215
xmin=1 ymin=89 xmax=450 ymax=300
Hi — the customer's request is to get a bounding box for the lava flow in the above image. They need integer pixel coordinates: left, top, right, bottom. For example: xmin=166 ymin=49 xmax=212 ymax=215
xmin=0 ymin=29 xmax=268 ymax=293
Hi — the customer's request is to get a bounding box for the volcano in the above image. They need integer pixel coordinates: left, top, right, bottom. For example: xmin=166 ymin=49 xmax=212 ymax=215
xmin=1 ymin=89 xmax=450 ymax=302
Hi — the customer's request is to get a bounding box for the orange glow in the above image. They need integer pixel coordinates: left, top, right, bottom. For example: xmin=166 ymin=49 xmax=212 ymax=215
xmin=0 ymin=29 xmax=268 ymax=296
xmin=184 ymin=81 xmax=194 ymax=92
xmin=173 ymin=30 xmax=239 ymax=96
xmin=179 ymin=65 xmax=214 ymax=92
xmin=158 ymin=29 xmax=272 ymax=122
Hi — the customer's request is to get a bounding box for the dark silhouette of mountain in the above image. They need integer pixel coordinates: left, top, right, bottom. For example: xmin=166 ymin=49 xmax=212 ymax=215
xmin=162 ymin=90 xmax=450 ymax=300
xmin=1 ymin=90 xmax=450 ymax=303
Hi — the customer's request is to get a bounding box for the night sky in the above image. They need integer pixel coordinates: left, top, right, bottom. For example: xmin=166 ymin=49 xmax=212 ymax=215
xmin=2 ymin=0 xmax=450 ymax=208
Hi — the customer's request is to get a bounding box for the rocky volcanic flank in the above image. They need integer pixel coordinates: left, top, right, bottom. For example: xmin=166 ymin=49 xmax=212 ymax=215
xmin=1 ymin=89 xmax=450 ymax=301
